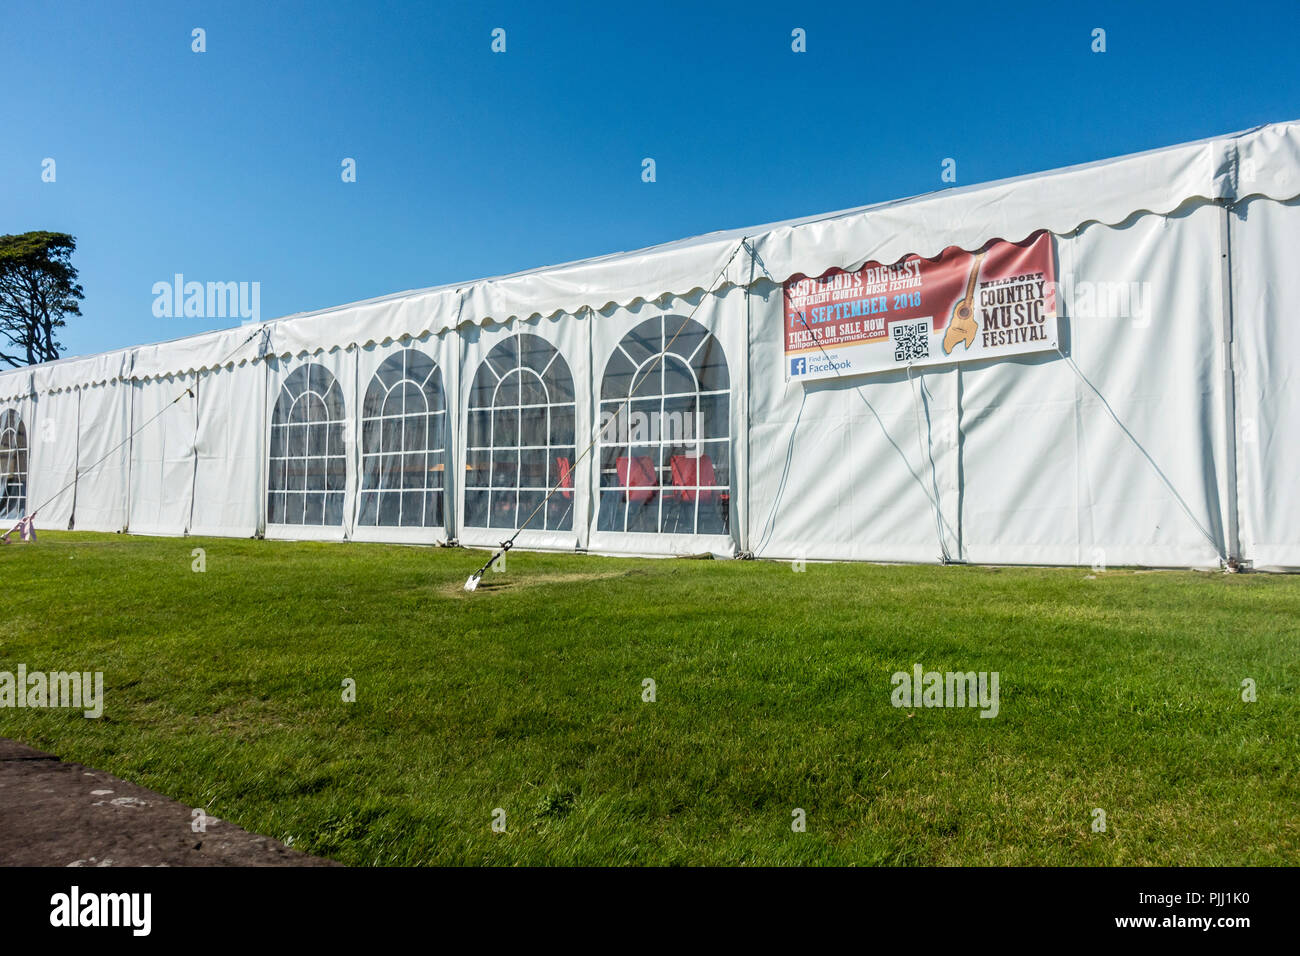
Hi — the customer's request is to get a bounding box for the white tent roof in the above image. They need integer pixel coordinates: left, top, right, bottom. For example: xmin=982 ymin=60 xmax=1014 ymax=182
xmin=5 ymin=117 xmax=1299 ymax=396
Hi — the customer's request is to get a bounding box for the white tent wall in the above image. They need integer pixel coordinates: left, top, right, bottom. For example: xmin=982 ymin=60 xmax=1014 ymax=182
xmin=746 ymin=276 xmax=961 ymax=564
xmin=0 ymin=371 xmax=33 ymax=409
xmin=586 ymin=288 xmax=748 ymax=557
xmin=351 ymin=332 xmax=458 ymax=545
xmin=456 ymin=313 xmax=590 ymax=554
xmin=958 ymin=203 xmax=1231 ymax=568
xmin=72 ymin=380 xmax=132 ymax=532
xmin=26 ymin=388 xmax=78 ymax=528
xmin=127 ymin=374 xmax=197 ymax=535
xmin=1232 ymin=195 xmax=1300 ymax=570
xmin=23 ymin=350 xmax=133 ymax=531
xmin=189 ymin=362 xmax=263 ymax=537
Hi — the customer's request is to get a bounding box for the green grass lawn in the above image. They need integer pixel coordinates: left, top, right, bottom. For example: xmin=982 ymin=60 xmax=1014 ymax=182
xmin=1 ymin=531 xmax=1297 ymax=865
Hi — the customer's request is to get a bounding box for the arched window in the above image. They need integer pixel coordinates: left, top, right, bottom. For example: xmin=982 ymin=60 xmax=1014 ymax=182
xmin=465 ymin=333 xmax=575 ymax=532
xmin=0 ymin=409 xmax=27 ymax=522
xmin=598 ymin=316 xmax=730 ymax=535
xmin=268 ymin=363 xmax=347 ymax=526
xmin=358 ymin=349 xmax=446 ymax=529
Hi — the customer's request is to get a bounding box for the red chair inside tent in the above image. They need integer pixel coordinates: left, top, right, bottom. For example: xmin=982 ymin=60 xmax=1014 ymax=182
xmin=555 ymin=456 xmax=573 ymax=499
xmin=616 ymin=455 xmax=658 ymax=502
xmin=670 ymin=453 xmax=723 ymax=504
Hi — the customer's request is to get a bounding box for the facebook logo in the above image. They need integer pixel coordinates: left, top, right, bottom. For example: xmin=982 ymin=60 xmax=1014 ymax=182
xmin=791 ymin=357 xmax=806 ymax=376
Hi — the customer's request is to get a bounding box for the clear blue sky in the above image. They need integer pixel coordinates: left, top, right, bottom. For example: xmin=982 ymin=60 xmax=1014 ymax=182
xmin=3 ymin=0 xmax=1298 ymax=358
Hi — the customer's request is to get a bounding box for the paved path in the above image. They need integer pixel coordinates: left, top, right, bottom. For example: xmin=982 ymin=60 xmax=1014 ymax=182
xmin=0 ymin=738 xmax=336 ymax=866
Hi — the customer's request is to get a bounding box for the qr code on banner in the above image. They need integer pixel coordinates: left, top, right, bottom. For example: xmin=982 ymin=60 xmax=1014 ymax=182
xmin=893 ymin=319 xmax=930 ymax=363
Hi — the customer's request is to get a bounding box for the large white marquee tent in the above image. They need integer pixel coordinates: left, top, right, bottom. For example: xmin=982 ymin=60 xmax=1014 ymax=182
xmin=3 ymin=120 xmax=1299 ymax=569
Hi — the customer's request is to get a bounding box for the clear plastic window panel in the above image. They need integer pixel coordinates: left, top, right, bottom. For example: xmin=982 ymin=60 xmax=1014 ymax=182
xmin=0 ymin=410 xmax=27 ymax=522
xmin=267 ymin=364 xmax=348 ymax=526
xmin=597 ymin=316 xmax=730 ymax=535
xmin=465 ymin=333 xmax=575 ymax=531
xmin=358 ymin=349 xmax=446 ymax=529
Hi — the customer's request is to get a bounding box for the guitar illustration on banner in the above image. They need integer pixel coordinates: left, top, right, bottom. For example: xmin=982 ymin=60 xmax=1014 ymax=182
xmin=942 ymin=250 xmax=984 ymax=355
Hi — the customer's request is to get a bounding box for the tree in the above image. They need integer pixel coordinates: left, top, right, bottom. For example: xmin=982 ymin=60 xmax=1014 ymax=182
xmin=0 ymin=232 xmax=84 ymax=367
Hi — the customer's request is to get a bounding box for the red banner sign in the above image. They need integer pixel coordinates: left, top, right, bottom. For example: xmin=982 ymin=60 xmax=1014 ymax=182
xmin=783 ymin=232 xmax=1058 ymax=381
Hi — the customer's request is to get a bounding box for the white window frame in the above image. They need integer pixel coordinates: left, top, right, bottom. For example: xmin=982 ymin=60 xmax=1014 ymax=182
xmin=597 ymin=315 xmax=731 ymax=536
xmin=267 ymin=363 xmax=348 ymax=528
xmin=464 ymin=333 xmax=576 ymax=533
xmin=357 ymin=349 xmax=447 ymax=530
